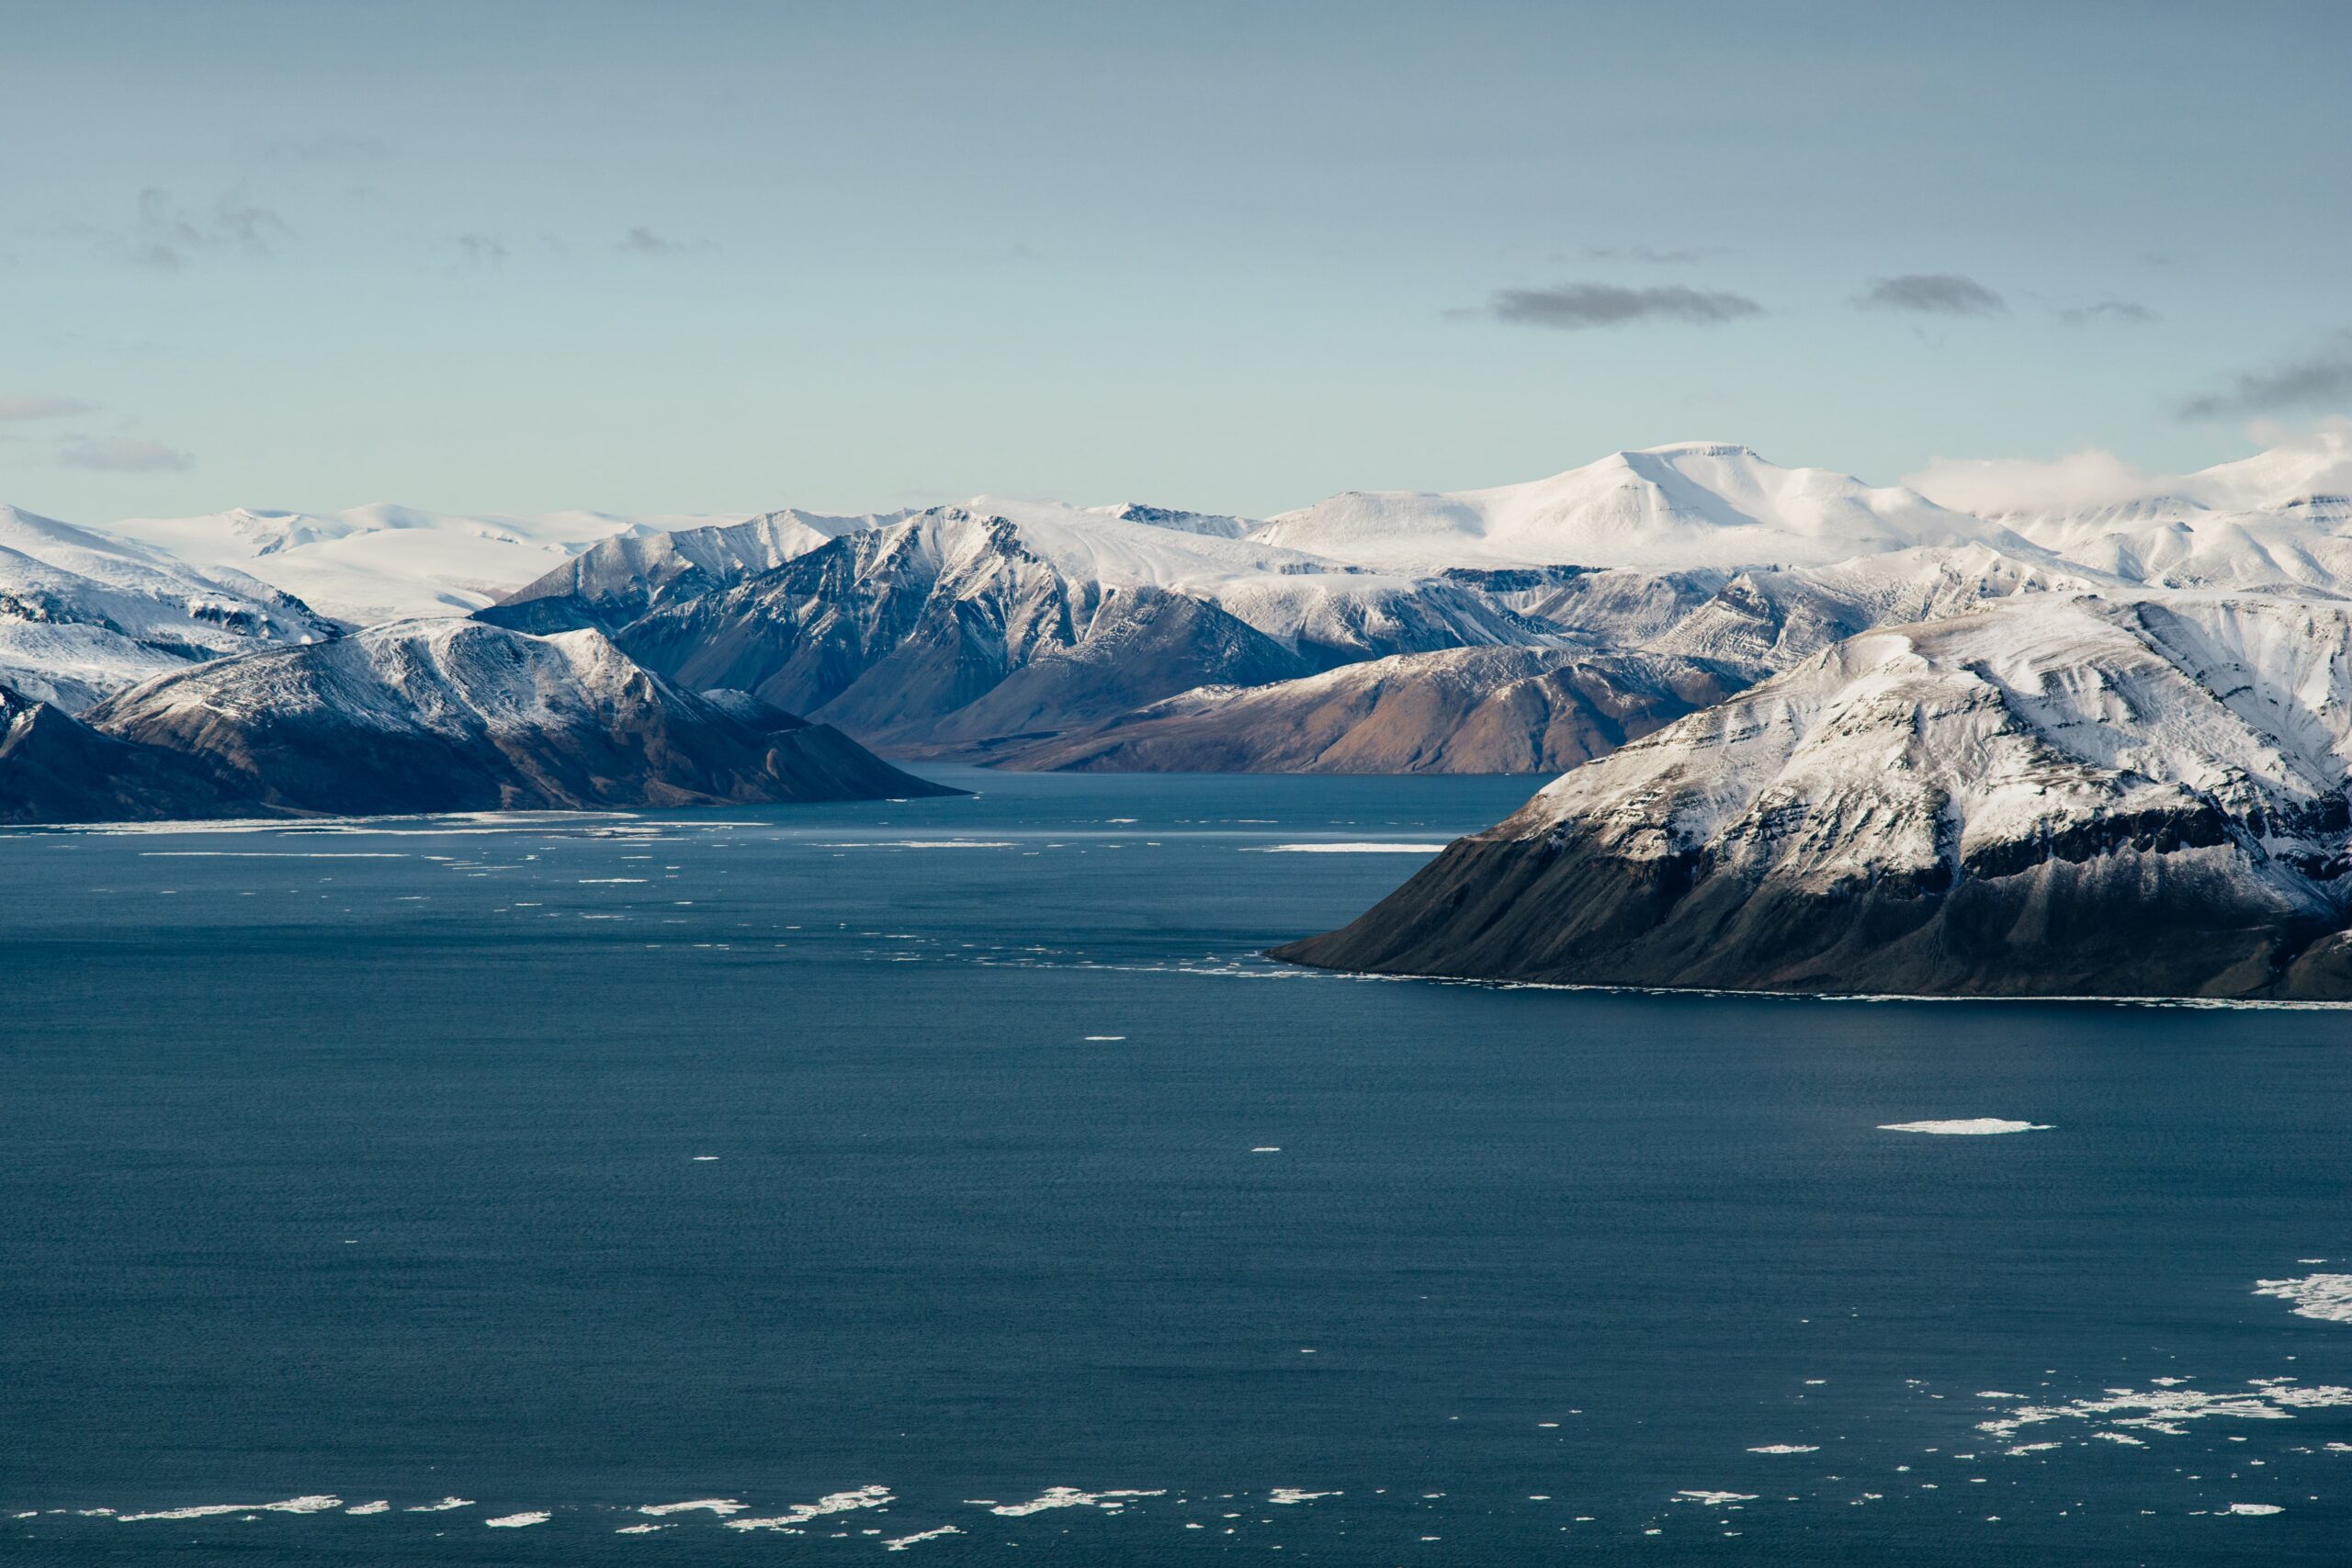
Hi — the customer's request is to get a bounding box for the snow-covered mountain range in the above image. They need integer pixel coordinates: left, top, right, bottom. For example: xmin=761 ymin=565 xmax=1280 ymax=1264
xmin=0 ymin=502 xmax=339 ymax=710
xmin=13 ymin=434 xmax=2352 ymax=768
xmin=20 ymin=431 xmax=2352 ymax=996
xmin=103 ymin=502 xmax=757 ymax=625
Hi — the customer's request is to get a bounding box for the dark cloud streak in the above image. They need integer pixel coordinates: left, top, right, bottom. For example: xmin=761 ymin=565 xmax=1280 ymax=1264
xmin=2180 ymin=331 xmax=2352 ymax=419
xmin=1482 ymin=282 xmax=1763 ymax=330
xmin=1853 ymin=273 xmax=2007 ymax=316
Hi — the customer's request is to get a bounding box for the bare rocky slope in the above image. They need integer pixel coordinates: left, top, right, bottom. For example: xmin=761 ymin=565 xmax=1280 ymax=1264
xmin=988 ymin=646 xmax=1745 ymax=774
xmin=1275 ymin=594 xmax=2352 ymax=998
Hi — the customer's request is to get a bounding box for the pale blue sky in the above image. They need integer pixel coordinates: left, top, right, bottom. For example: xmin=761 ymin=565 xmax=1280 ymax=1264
xmin=5 ymin=0 xmax=2348 ymax=521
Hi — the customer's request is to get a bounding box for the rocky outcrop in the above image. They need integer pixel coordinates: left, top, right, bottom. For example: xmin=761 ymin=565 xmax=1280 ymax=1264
xmin=1275 ymin=595 xmax=2352 ymax=999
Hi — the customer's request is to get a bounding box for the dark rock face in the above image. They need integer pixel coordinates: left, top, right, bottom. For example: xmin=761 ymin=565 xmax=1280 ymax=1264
xmin=1272 ymin=596 xmax=2352 ymax=1000
xmin=1272 ymin=828 xmax=2344 ymax=999
xmin=2 ymin=621 xmax=951 ymax=824
xmin=990 ymin=647 xmax=1744 ymax=774
xmin=0 ymin=686 xmax=256 ymax=824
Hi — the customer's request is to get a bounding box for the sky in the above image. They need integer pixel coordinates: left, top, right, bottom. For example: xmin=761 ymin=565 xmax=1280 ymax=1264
xmin=4 ymin=0 xmax=2349 ymax=523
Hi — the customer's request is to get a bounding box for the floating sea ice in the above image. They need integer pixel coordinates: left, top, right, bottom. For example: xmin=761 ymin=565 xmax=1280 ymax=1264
xmin=1084 ymin=1035 xmax=1126 ymax=1042
xmin=727 ymin=1486 xmax=894 ymax=1531
xmin=1747 ymin=1446 xmax=1819 ymax=1454
xmin=345 ymin=1501 xmax=390 ymax=1515
xmin=1978 ymin=1381 xmax=2352 ymax=1440
xmin=117 ymin=1495 xmax=342 ymax=1522
xmin=616 ymin=1523 xmax=665 ymax=1533
xmin=406 ymin=1497 xmax=472 ymax=1511
xmin=884 ymin=1525 xmax=963 ymax=1550
xmin=639 ymin=1499 xmax=745 ymax=1516
xmin=1879 ymin=1120 xmax=2052 ymax=1135
xmin=1267 ymin=1489 xmax=1339 ymax=1505
xmin=1673 ymin=1491 xmax=1758 ymax=1505
xmin=2254 ymin=1274 xmax=2352 ymax=1323
xmin=485 ymin=1511 xmax=550 ymax=1527
xmin=987 ymin=1488 xmax=1165 ymax=1517
xmin=2223 ymin=1503 xmax=2284 ymax=1516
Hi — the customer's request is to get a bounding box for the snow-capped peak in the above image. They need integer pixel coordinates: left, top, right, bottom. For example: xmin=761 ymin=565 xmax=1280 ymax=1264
xmin=1250 ymin=443 xmax=2020 ymax=573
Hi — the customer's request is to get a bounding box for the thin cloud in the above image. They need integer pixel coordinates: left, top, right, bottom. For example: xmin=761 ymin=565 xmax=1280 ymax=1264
xmin=2180 ymin=331 xmax=2352 ymax=420
xmin=1577 ymin=243 xmax=1731 ymax=265
xmin=1852 ymin=273 xmax=2007 ymax=316
xmin=111 ymin=187 xmax=290 ymax=269
xmin=1905 ymin=449 xmax=2173 ymax=515
xmin=2057 ymin=299 xmax=2158 ymax=326
xmin=455 ymin=232 xmax=509 ymax=266
xmin=55 ymin=434 xmax=194 ymax=474
xmin=262 ymin=134 xmax=390 ymax=164
xmin=614 ymin=225 xmax=713 ymax=256
xmin=1481 ymin=282 xmax=1763 ymax=330
xmin=0 ymin=396 xmax=96 ymax=423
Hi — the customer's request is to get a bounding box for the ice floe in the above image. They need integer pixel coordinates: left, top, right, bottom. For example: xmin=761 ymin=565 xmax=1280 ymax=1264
xmin=485 ymin=1510 xmax=549 ymax=1527
xmin=2223 ymin=1503 xmax=2284 ymax=1516
xmin=405 ymin=1497 xmax=472 ymax=1511
xmin=2254 ymin=1273 xmax=2352 ymax=1323
xmin=988 ymin=1487 xmax=1165 ymax=1516
xmin=884 ymin=1525 xmax=963 ymax=1550
xmin=345 ymin=1500 xmax=389 ymax=1515
xmin=1879 ymin=1119 xmax=2052 ymax=1135
xmin=1979 ymin=1380 xmax=2352 ymax=1439
xmin=1268 ymin=1488 xmax=1339 ymax=1504
xmin=1746 ymin=1445 xmax=1819 ymax=1454
xmin=726 ymin=1486 xmax=893 ymax=1531
xmin=639 ymin=1498 xmax=745 ymax=1516
xmin=117 ymin=1495 xmax=341 ymax=1521
xmin=1673 ymin=1491 xmax=1757 ymax=1505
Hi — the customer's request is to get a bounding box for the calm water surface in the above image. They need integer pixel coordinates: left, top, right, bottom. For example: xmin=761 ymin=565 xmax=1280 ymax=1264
xmin=4 ymin=767 xmax=2350 ymax=1564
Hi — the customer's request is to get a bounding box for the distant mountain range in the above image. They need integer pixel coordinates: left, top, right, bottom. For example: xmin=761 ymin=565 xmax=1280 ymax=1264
xmin=16 ymin=430 xmax=2352 ymax=1001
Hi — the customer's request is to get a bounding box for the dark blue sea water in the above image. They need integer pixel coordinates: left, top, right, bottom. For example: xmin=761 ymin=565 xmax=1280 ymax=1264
xmin=5 ymin=767 xmax=2351 ymax=1565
